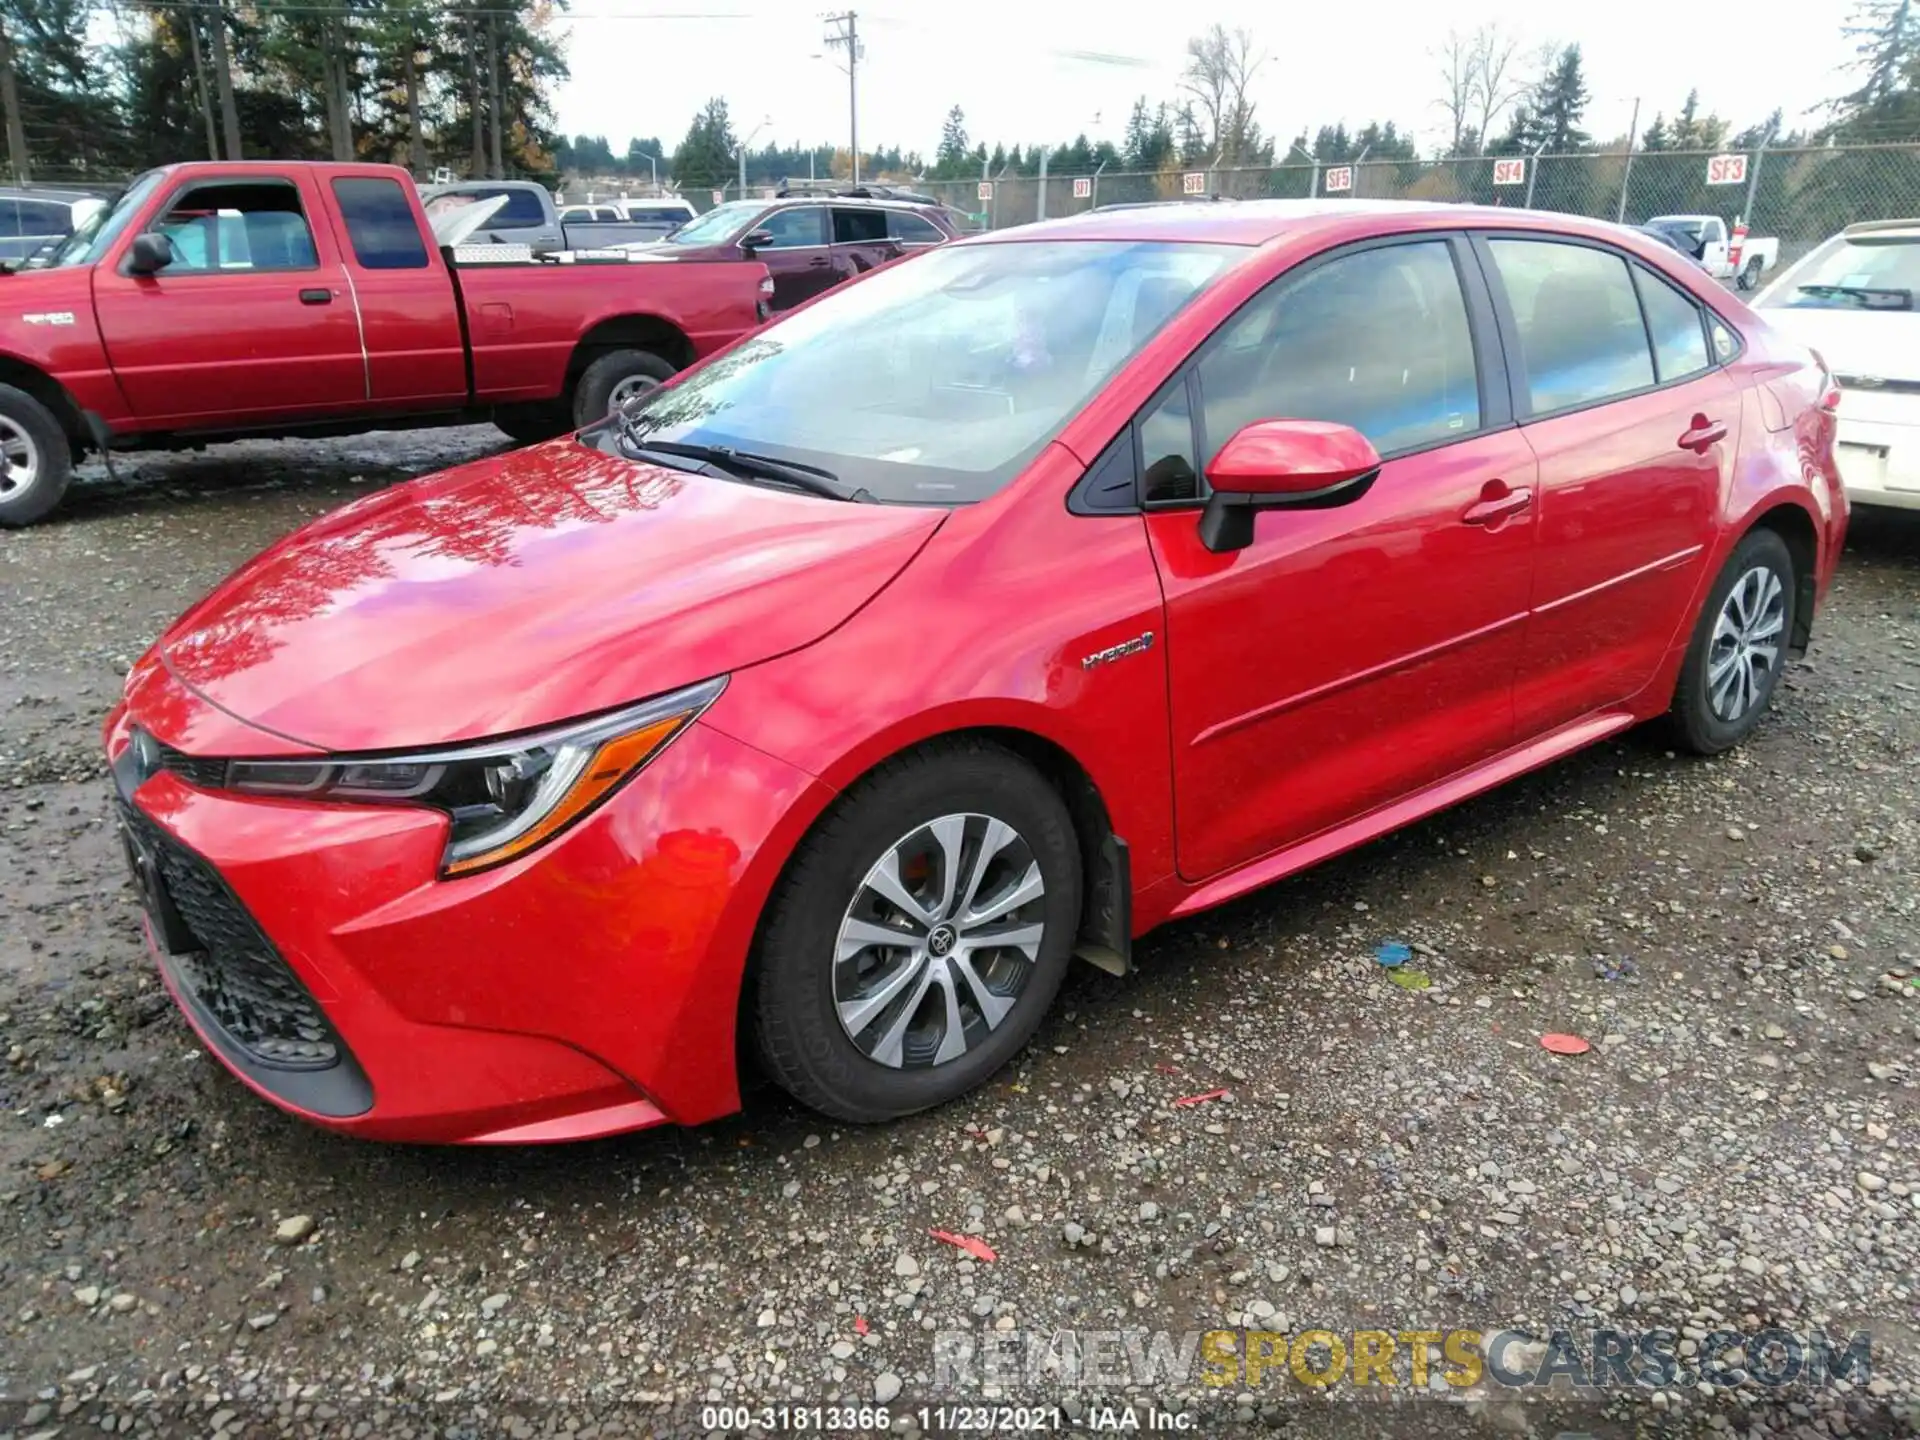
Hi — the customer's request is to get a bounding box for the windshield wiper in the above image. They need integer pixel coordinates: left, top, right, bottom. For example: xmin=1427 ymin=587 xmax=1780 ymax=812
xmin=1796 ymin=283 xmax=1914 ymax=310
xmin=621 ymin=435 xmax=873 ymax=502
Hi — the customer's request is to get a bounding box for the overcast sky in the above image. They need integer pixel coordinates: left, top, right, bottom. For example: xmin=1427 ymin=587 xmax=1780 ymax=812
xmin=551 ymin=0 xmax=1861 ymax=163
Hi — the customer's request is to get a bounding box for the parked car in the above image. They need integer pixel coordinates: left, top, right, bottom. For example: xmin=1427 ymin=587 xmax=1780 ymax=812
xmin=1644 ymin=214 xmax=1779 ymax=289
xmin=1753 ymin=217 xmax=1920 ymax=511
xmin=558 ymin=197 xmax=695 ymax=239
xmin=419 ymin=179 xmax=673 ymax=251
xmin=0 ymin=161 xmax=772 ymax=525
xmin=103 ymin=200 xmax=1845 ymax=1142
xmin=630 ymin=193 xmax=958 ymax=311
xmin=0 ymin=185 xmax=103 ymax=264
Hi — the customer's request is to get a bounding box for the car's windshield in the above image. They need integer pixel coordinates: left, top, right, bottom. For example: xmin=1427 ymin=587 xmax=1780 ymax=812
xmin=661 ymin=200 xmax=761 ymax=246
xmin=41 ymin=171 xmax=161 ymax=268
xmin=608 ymin=238 xmax=1238 ymax=503
xmin=1762 ymin=233 xmax=1920 ymax=309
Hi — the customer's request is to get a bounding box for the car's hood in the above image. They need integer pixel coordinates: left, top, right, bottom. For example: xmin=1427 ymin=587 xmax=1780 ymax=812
xmin=158 ymin=440 xmax=945 ymax=752
xmin=1762 ymin=306 xmax=1920 ymax=384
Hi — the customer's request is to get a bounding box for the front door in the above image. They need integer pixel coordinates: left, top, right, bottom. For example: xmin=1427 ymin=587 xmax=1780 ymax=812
xmin=1474 ymin=235 xmax=1735 ymax=735
xmin=748 ymin=205 xmax=836 ymax=311
xmin=92 ymin=173 xmax=365 ymax=428
xmin=1144 ymin=236 xmax=1539 ymax=881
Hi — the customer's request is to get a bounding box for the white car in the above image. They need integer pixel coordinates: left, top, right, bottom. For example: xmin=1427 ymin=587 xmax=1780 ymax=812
xmin=1755 ymin=218 xmax=1920 ymax=512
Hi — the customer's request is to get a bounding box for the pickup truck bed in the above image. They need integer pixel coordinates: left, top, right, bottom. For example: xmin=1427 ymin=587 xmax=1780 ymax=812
xmin=0 ymin=161 xmax=772 ymax=525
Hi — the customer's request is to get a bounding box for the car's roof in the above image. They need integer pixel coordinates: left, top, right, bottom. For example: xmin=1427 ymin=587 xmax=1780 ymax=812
xmin=764 ymin=194 xmax=944 ymax=214
xmin=957 ymin=198 xmax=1669 ymax=249
xmin=1842 ymin=217 xmax=1920 ymax=237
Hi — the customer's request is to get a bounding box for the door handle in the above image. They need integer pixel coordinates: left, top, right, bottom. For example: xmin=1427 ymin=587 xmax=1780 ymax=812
xmin=807 ymin=257 xmax=830 ymax=268
xmin=1462 ymin=483 xmax=1533 ymax=526
xmin=1679 ymin=415 xmax=1727 ymax=452
xmin=298 ymin=288 xmax=333 ymax=305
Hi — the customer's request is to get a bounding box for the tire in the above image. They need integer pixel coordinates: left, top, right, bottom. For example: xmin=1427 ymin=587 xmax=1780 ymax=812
xmin=1738 ymin=257 xmax=1764 ymax=291
xmin=1669 ymin=528 xmax=1796 ymax=755
xmin=0 ymin=384 xmax=73 ymax=528
xmin=492 ymin=402 xmax=569 ymax=446
xmin=569 ymin=349 xmax=676 ymax=430
xmin=753 ymin=740 xmax=1082 ymax=1122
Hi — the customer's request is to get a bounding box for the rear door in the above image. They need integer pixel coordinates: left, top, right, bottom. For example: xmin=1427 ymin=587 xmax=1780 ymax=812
xmin=323 ymin=174 xmax=467 ymax=408
xmin=887 ymin=209 xmax=949 ymax=253
xmin=1144 ymin=235 xmax=1539 ymax=880
xmin=832 ymin=206 xmax=900 ymax=282
xmin=91 ymin=171 xmax=366 ymax=426
xmin=1474 ymin=234 xmax=1735 ymax=736
xmin=751 ymin=205 xmax=835 ymax=310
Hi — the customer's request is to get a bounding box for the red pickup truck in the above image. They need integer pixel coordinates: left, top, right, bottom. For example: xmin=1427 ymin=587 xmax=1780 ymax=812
xmin=0 ymin=161 xmax=772 ymax=525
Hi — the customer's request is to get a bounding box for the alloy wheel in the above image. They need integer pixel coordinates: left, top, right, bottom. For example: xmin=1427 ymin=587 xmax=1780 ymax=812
xmin=607 ymin=374 xmax=660 ymax=412
xmin=0 ymin=416 xmax=39 ymax=499
xmin=833 ymin=813 xmax=1046 ymax=1069
xmin=1707 ymin=564 xmax=1786 ymax=723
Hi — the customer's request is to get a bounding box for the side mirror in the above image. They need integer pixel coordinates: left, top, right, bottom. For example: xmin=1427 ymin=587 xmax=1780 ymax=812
xmin=1197 ymin=418 xmax=1381 ymax=554
xmin=742 ymin=229 xmax=774 ymax=252
xmin=127 ymin=232 xmax=174 ymax=276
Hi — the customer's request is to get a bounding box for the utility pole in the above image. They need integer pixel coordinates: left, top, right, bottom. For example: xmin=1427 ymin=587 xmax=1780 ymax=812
xmin=823 ymin=12 xmax=862 ymax=184
xmin=207 ymin=0 xmax=242 ymax=161
xmin=1615 ymin=96 xmax=1641 ymax=223
xmin=0 ymin=20 xmax=31 ymax=183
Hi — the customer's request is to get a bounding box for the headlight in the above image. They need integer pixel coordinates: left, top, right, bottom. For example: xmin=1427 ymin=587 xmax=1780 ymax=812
xmin=220 ymin=677 xmax=724 ymax=876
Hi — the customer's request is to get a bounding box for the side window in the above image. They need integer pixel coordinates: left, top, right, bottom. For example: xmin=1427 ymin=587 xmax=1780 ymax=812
xmin=147 ymin=181 xmax=318 ymax=273
xmin=1709 ymin=319 xmax=1739 ymax=364
xmin=460 ymin=187 xmax=547 ymax=229
xmin=888 ymin=211 xmax=945 ymax=244
xmin=1139 ymin=376 xmax=1201 ymax=504
xmin=754 ymin=206 xmax=827 ymax=248
xmin=17 ymin=200 xmax=69 ymax=235
xmin=1634 ymin=268 xmax=1710 ymax=382
xmin=0 ymin=199 xmax=18 ymax=238
xmin=833 ymin=208 xmax=889 ymax=244
xmin=331 ymin=177 xmax=429 ymax=270
xmin=1196 ymin=240 xmax=1480 ymax=458
xmin=1488 ymin=239 xmax=1653 ymax=414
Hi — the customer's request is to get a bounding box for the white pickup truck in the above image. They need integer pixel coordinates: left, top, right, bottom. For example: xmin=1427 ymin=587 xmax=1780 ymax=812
xmin=1644 ymin=214 xmax=1779 ymax=290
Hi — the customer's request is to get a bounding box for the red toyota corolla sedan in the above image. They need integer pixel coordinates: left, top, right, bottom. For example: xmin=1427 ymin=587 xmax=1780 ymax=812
xmin=103 ymin=201 xmax=1847 ymax=1143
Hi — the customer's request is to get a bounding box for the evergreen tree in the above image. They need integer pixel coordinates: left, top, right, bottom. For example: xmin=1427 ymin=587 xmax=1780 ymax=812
xmin=934 ymin=104 xmax=968 ymax=178
xmin=1640 ymin=112 xmax=1671 ymax=151
xmin=671 ymin=97 xmax=736 ymax=190
xmin=1531 ymin=44 xmax=1591 ymax=152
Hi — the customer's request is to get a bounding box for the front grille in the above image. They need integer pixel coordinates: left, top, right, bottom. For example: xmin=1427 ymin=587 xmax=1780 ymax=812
xmin=120 ymin=804 xmax=342 ymax=1072
xmin=154 ymin=741 xmax=227 ymax=789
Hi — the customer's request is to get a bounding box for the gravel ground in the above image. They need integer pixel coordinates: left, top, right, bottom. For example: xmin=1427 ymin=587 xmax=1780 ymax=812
xmin=1 ymin=440 xmax=1917 ymax=1439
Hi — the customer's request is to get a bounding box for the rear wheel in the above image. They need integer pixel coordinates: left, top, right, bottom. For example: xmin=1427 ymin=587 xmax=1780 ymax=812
xmin=0 ymin=384 xmax=72 ymax=528
xmin=1738 ymin=256 xmax=1764 ymax=291
xmin=570 ymin=349 xmax=676 ymax=430
xmin=1669 ymin=528 xmax=1796 ymax=755
xmin=753 ymin=741 xmax=1081 ymax=1122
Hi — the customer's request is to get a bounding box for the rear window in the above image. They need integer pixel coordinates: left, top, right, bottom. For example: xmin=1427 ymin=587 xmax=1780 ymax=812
xmin=626 ymin=207 xmax=690 ymax=224
xmin=332 ymin=177 xmax=429 ymax=270
xmin=1762 ymin=233 xmax=1920 ymax=311
xmin=439 ymin=186 xmax=547 ymax=229
xmin=889 ymin=211 xmax=945 ymax=244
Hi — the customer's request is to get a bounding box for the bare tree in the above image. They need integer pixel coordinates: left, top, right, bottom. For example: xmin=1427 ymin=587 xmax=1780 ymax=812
xmin=0 ymin=19 xmax=27 ymax=183
xmin=1180 ymin=25 xmax=1265 ymax=165
xmin=1433 ymin=29 xmax=1475 ymax=156
xmin=207 ymin=0 xmax=243 ymax=161
xmin=1469 ymin=24 xmax=1532 ymax=153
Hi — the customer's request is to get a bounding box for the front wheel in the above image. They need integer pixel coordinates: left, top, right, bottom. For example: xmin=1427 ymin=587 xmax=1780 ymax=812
xmin=1669 ymin=528 xmax=1796 ymax=755
xmin=753 ymin=741 xmax=1082 ymax=1122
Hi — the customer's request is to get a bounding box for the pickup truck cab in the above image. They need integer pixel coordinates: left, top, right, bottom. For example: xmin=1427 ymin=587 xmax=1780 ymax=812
xmin=0 ymin=161 xmax=772 ymax=525
xmin=1645 ymin=214 xmax=1779 ymax=290
xmin=422 ymin=180 xmax=673 ymax=252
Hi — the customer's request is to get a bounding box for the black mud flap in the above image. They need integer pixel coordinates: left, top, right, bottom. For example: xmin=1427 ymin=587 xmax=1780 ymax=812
xmin=1074 ymin=833 xmax=1132 ymax=976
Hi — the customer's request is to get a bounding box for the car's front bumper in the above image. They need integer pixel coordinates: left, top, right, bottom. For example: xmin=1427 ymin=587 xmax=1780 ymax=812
xmin=1833 ymin=388 xmax=1920 ymax=511
xmin=103 ymin=667 xmax=827 ymax=1143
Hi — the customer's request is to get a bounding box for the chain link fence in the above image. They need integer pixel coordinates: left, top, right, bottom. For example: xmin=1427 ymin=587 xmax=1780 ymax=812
xmin=918 ymin=144 xmax=1920 ymax=267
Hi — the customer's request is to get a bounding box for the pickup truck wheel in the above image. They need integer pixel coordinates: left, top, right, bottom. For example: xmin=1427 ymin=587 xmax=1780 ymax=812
xmin=0 ymin=385 xmax=71 ymax=528
xmin=571 ymin=349 xmax=676 ymax=430
xmin=752 ymin=740 xmax=1081 ymax=1122
xmin=1738 ymin=256 xmax=1764 ymax=291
